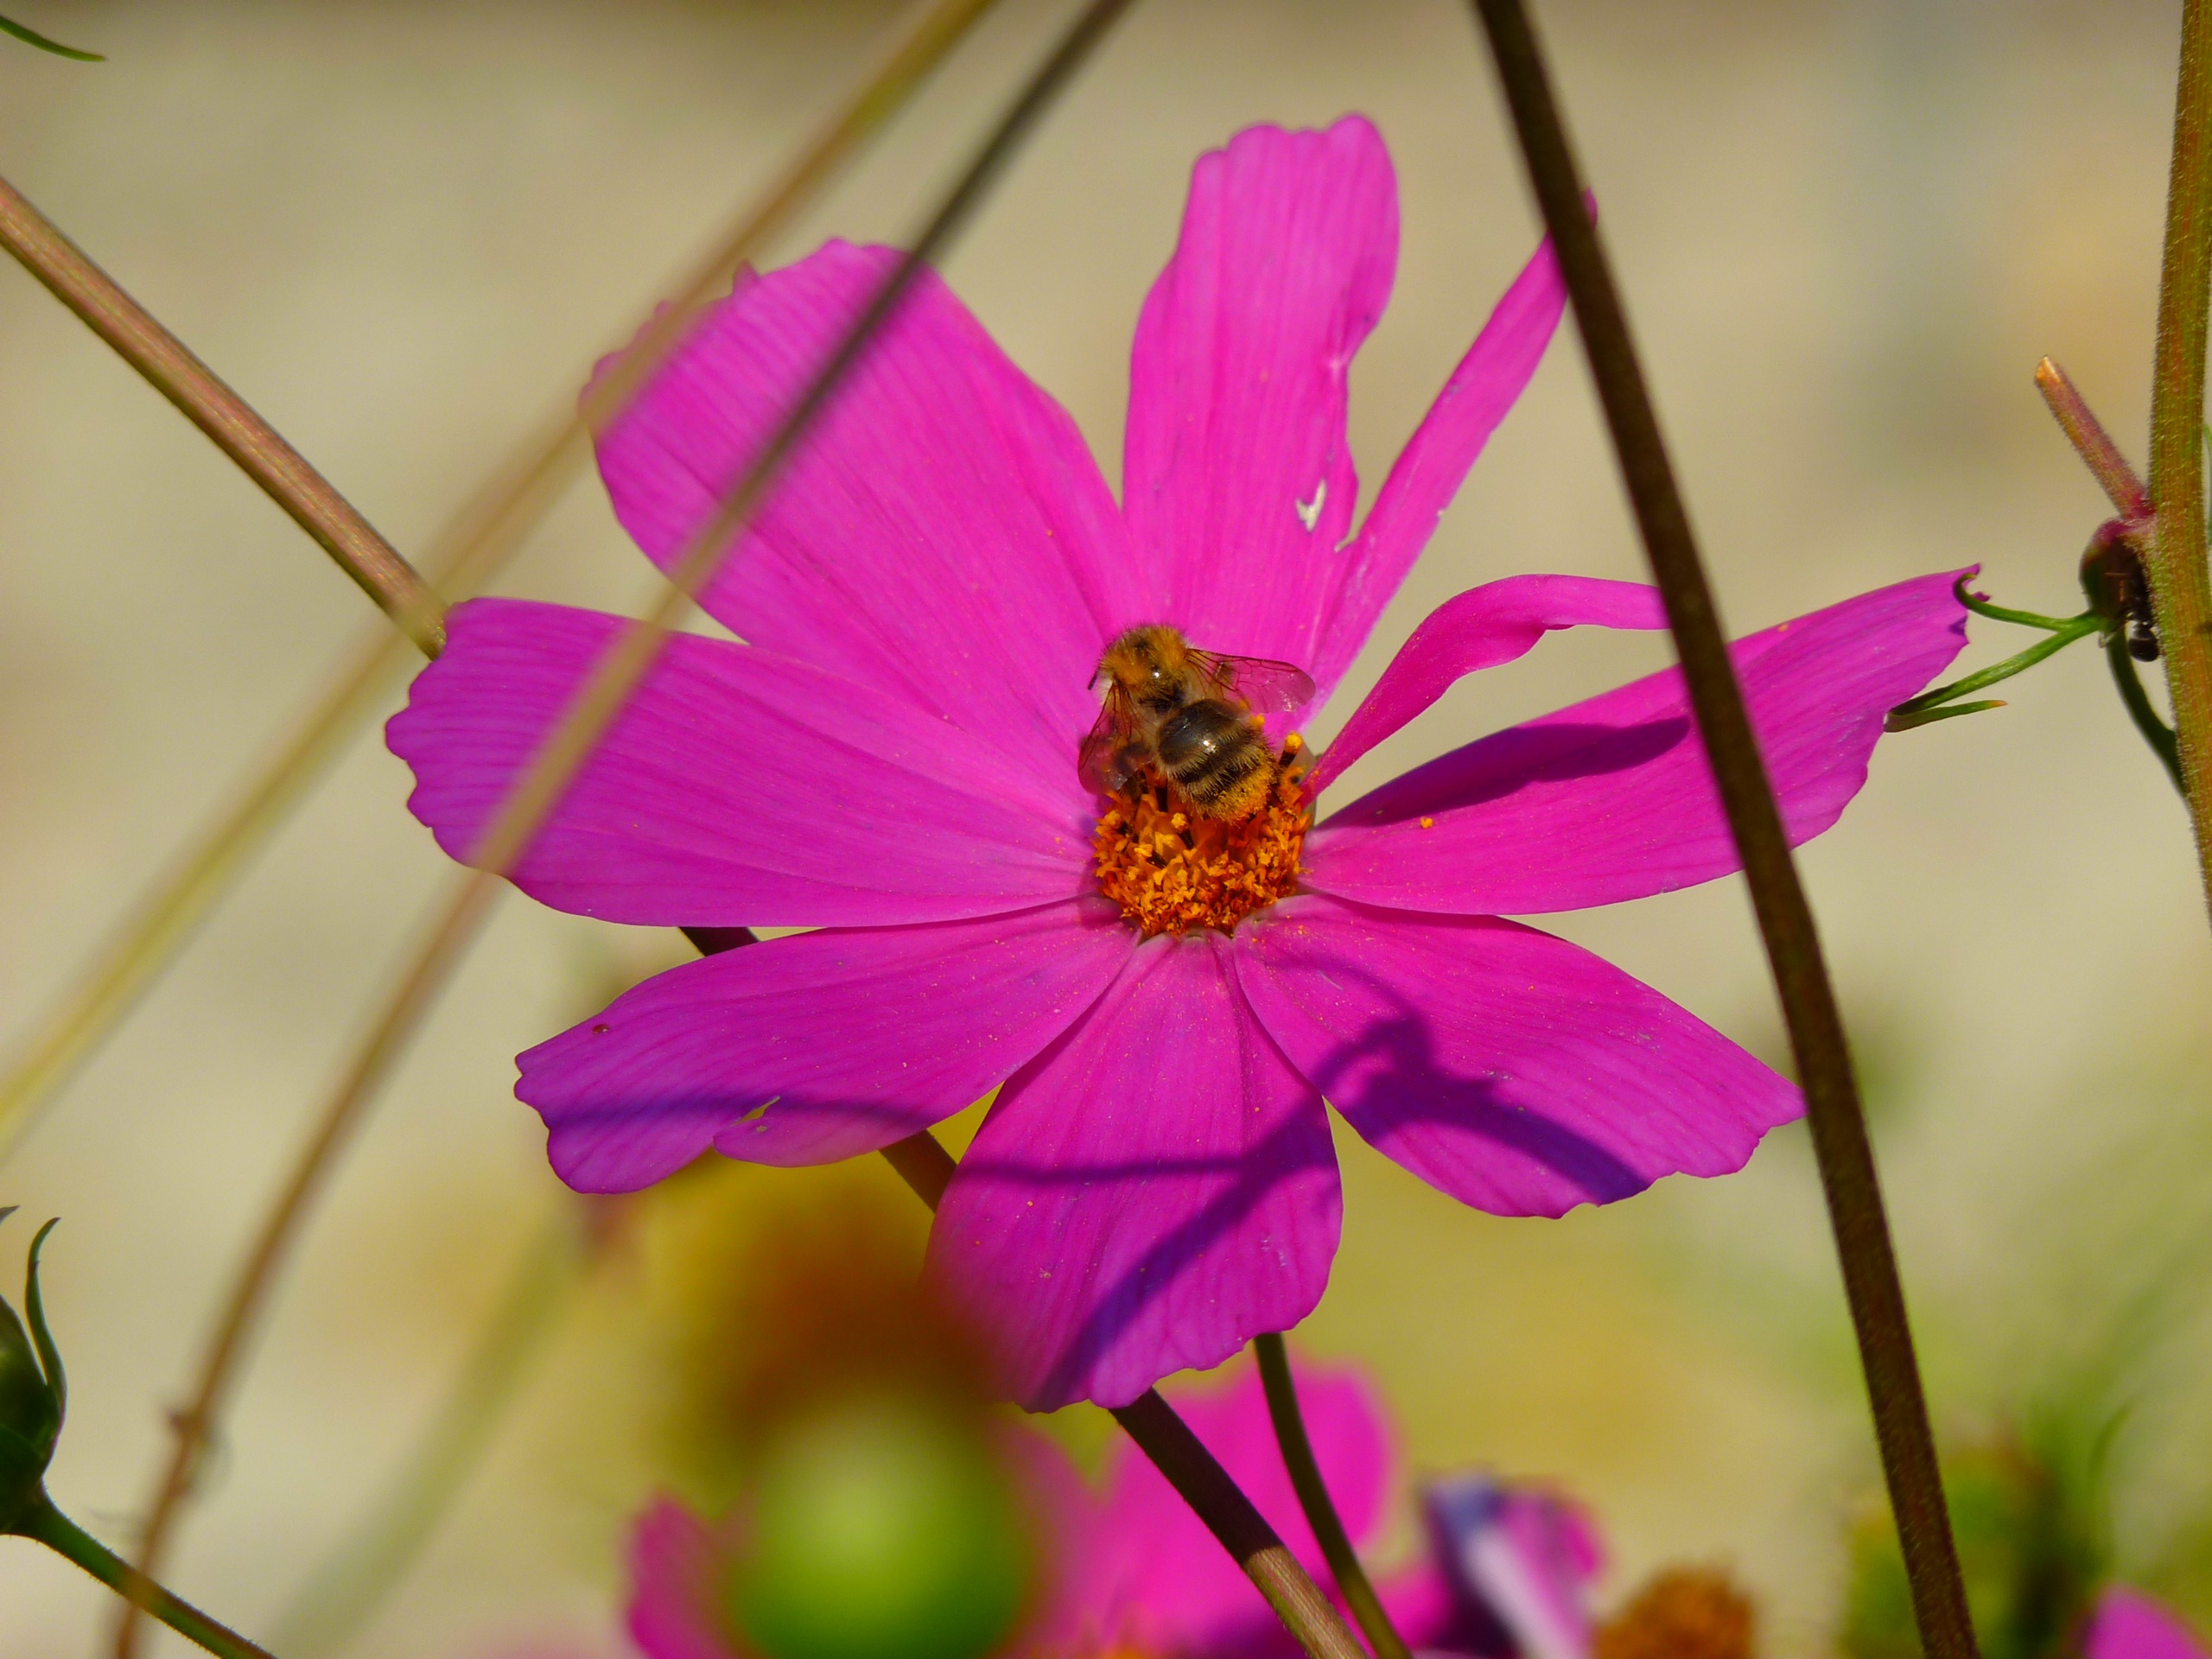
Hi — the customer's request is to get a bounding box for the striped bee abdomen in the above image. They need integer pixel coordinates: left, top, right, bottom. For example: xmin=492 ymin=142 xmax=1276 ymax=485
xmin=1154 ymin=698 xmax=1271 ymax=817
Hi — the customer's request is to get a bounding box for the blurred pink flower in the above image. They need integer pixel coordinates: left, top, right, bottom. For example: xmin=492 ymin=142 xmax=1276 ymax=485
xmin=2087 ymin=1591 xmax=2212 ymax=1659
xmin=389 ymin=115 xmax=1969 ymax=1410
xmin=1070 ymin=1359 xmax=1599 ymax=1659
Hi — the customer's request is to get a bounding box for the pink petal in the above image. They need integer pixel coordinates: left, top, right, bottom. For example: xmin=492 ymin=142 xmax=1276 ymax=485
xmin=594 ymin=241 xmax=1143 ymax=785
xmin=928 ymin=934 xmax=1340 ymax=1411
xmin=1304 ymin=569 xmax=1970 ymax=915
xmin=625 ymin=1497 xmax=738 ymax=1659
xmin=1426 ymin=1479 xmax=1602 ymax=1659
xmin=517 ymin=900 xmax=1135 ymax=1192
xmin=387 ymin=598 xmax=1091 ymax=928
xmin=1306 ymin=575 xmax=1665 ymax=796
xmin=1123 ymin=118 xmax=1396 ymax=683
xmin=1236 ymin=896 xmax=1799 ymax=1217
xmin=1075 ymin=1361 xmax=1395 ymax=1655
xmin=1309 ymin=236 xmax=1570 ymax=696
xmin=2088 ymin=1592 xmax=2212 ymax=1659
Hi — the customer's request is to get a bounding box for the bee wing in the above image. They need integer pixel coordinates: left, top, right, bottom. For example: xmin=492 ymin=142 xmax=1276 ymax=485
xmin=1078 ymin=689 xmax=1141 ymax=795
xmin=1194 ymin=650 xmax=1318 ymax=715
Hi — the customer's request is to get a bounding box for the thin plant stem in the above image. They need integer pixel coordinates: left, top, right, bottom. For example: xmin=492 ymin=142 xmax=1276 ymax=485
xmin=1886 ymin=616 xmax=2101 ymax=729
xmin=1110 ymin=1390 xmax=1367 ymax=1659
xmin=113 ymin=5 xmax=1135 ymax=1653
xmin=2145 ymin=0 xmax=2212 ymax=919
xmin=869 ymin=1124 xmax=1366 ymax=1659
xmin=0 ymin=0 xmax=1007 ymax=1162
xmin=2037 ymin=359 xmax=2152 ymax=523
xmin=269 ymin=1208 xmax=587 ymax=1656
xmin=14 ymin=1495 xmax=274 ymax=1659
xmin=1466 ymin=6 xmax=1980 ymax=1659
xmin=1254 ymin=1332 xmax=1411 ymax=1659
xmin=2107 ymin=641 xmax=2187 ymax=793
xmin=0 ymin=175 xmax=443 ymax=654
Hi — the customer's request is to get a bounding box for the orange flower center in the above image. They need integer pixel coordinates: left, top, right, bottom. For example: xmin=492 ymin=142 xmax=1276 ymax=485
xmin=1090 ymin=735 xmax=1311 ymax=938
xmin=1594 ymin=1567 xmax=1757 ymax=1659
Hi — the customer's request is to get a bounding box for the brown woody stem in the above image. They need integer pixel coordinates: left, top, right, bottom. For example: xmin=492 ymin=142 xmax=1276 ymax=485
xmin=1467 ymin=5 xmax=1980 ymax=1659
xmin=0 ymin=175 xmax=443 ymax=654
xmin=2146 ymin=0 xmax=2212 ymax=918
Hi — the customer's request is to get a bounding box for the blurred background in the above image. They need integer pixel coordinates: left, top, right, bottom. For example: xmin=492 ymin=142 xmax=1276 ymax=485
xmin=0 ymin=0 xmax=2206 ymax=1654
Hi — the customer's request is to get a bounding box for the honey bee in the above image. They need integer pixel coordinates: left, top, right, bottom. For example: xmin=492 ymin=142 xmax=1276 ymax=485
xmin=1080 ymin=625 xmax=1316 ymax=819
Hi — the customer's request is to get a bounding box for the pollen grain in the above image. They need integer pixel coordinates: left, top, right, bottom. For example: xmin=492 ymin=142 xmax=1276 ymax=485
xmin=1091 ymin=741 xmax=1310 ymax=938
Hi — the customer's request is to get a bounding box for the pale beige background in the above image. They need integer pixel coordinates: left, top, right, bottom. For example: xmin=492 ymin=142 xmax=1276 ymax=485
xmin=0 ymin=2 xmax=2206 ymax=1656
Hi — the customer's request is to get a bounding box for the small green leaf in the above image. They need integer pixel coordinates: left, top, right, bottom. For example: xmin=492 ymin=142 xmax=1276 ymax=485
xmin=1884 ymin=699 xmax=2006 ymax=733
xmin=25 ymin=1220 xmax=61 ymax=1427
xmin=0 ymin=13 xmax=103 ymax=60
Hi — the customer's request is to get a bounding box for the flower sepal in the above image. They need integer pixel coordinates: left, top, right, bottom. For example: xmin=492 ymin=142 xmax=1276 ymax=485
xmin=0 ymin=1209 xmax=65 ymax=1535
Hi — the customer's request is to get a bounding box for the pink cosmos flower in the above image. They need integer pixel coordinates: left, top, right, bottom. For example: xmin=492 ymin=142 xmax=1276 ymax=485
xmin=622 ymin=1358 xmax=1598 ymax=1659
xmin=387 ymin=116 xmax=1969 ymax=1410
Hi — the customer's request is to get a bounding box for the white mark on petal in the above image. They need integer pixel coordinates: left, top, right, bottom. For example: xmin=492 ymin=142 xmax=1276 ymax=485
xmin=1295 ymin=480 xmax=1326 ymax=532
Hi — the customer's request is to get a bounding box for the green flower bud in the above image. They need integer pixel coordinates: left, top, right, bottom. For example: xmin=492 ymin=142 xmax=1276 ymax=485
xmin=724 ymin=1390 xmax=1033 ymax=1659
xmin=0 ymin=1211 xmax=63 ymax=1533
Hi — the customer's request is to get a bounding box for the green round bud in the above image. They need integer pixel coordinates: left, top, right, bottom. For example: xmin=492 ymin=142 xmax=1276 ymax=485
xmin=726 ymin=1393 xmax=1033 ymax=1659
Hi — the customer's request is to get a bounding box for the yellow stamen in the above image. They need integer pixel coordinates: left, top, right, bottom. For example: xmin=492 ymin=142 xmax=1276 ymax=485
xmin=1091 ymin=743 xmax=1311 ymax=938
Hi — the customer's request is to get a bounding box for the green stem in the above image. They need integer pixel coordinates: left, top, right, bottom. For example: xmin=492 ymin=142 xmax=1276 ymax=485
xmin=2145 ymin=0 xmax=2212 ymax=919
xmin=2105 ymin=640 xmax=2187 ymax=793
xmin=1955 ymin=582 xmax=2083 ymax=634
xmin=1887 ymin=616 xmax=2101 ymax=729
xmin=15 ymin=1494 xmax=275 ymax=1659
xmin=1254 ymin=1333 xmax=1411 ymax=1659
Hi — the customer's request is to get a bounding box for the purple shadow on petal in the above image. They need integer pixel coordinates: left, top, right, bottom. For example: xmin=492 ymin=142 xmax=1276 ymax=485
xmin=518 ymin=899 xmax=1134 ymax=1193
xmin=1236 ymin=895 xmax=1799 ymax=1217
xmin=1304 ymin=569 xmax=1972 ymax=917
xmin=1306 ymin=574 xmax=1664 ymax=797
xmin=929 ymin=933 xmax=1341 ymax=1411
xmin=1309 ymin=235 xmax=1572 ymax=700
xmin=387 ymin=598 xmax=1092 ymax=930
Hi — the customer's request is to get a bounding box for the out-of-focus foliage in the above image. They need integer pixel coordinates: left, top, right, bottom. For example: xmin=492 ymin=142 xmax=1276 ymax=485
xmin=727 ymin=1391 xmax=1033 ymax=1659
xmin=1841 ymin=1427 xmax=2108 ymax=1659
xmin=628 ymin=1160 xmax=1046 ymax=1659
